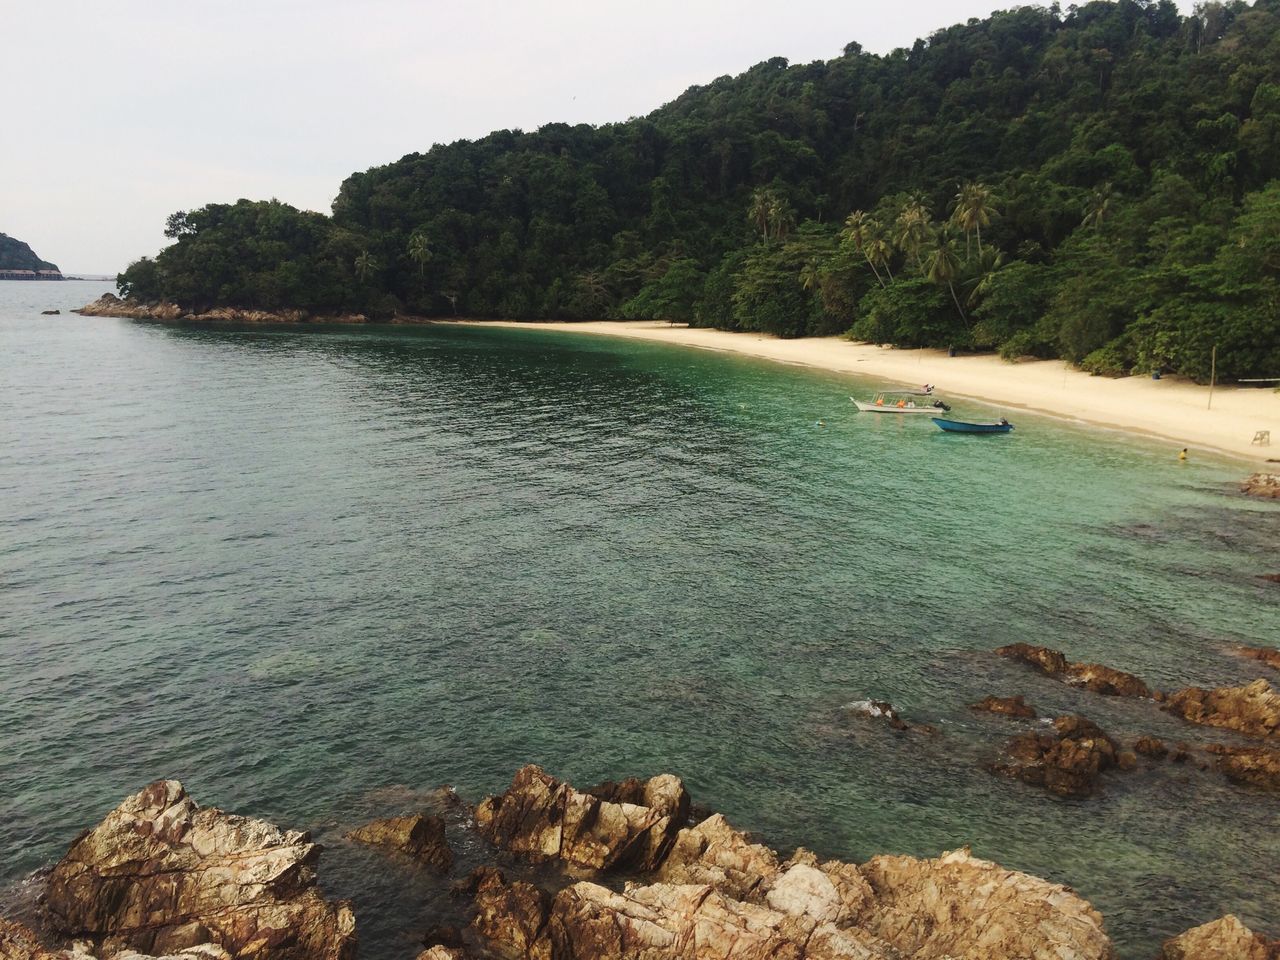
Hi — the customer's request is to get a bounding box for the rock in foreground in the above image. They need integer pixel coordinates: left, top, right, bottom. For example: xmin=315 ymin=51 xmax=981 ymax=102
xmin=347 ymin=813 xmax=453 ymax=870
xmin=44 ymin=780 xmax=355 ymax=960
xmin=990 ymin=715 xmax=1121 ymax=797
xmin=1160 ymin=914 xmax=1279 ymax=960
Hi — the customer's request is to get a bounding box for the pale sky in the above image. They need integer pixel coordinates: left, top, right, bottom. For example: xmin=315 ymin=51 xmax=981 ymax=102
xmin=1 ymin=1 xmax=1193 ymax=274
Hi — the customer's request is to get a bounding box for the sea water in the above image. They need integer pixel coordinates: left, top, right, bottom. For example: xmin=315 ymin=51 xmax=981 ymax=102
xmin=1 ymin=282 xmax=1277 ymax=957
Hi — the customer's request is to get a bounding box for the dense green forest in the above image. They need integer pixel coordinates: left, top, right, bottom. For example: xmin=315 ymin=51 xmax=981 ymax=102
xmin=120 ymin=0 xmax=1280 ymax=381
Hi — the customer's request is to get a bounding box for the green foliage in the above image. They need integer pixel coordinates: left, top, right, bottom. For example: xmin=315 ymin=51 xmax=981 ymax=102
xmin=116 ymin=1 xmax=1280 ymax=378
xmin=0 ymin=232 xmax=60 ymax=273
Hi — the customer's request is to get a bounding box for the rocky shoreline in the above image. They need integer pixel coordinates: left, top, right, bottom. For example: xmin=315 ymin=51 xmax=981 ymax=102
xmin=2 ymin=764 xmax=1277 ymax=960
xmin=72 ymin=294 xmax=383 ymax=326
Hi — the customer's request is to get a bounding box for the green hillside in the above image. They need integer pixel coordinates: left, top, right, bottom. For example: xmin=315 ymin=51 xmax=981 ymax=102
xmin=0 ymin=233 xmax=61 ymax=274
xmin=119 ymin=0 xmax=1280 ymax=381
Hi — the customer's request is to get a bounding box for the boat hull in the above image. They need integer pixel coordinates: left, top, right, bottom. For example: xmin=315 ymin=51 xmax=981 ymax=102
xmin=931 ymin=417 xmax=1014 ymax=433
xmin=852 ymin=398 xmax=946 ymax=413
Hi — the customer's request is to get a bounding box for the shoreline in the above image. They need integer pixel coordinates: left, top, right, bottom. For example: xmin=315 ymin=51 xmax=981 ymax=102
xmin=447 ymin=320 xmax=1280 ymax=465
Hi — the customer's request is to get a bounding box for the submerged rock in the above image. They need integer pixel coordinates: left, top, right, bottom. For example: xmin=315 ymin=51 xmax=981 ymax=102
xmin=1239 ymin=645 xmax=1280 ymax=672
xmin=1134 ymin=736 xmax=1169 ymax=759
xmin=970 ymin=694 xmax=1038 ymax=718
xmin=474 ymin=766 xmax=688 ymax=873
xmin=44 ymin=780 xmax=355 ymax=960
xmin=841 ymin=699 xmax=938 ymax=734
xmin=996 ymin=643 xmax=1069 ymax=675
xmin=1240 ymin=473 xmax=1280 ymax=499
xmin=1160 ymin=914 xmax=1279 ymax=960
xmin=991 ymin=715 xmax=1120 ymax=797
xmin=347 ymin=813 xmax=453 ymax=870
xmin=1162 ymin=678 xmax=1280 ymax=739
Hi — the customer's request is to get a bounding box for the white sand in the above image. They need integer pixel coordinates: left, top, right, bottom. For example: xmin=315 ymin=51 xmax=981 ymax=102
xmin=449 ymin=320 xmax=1280 ymax=464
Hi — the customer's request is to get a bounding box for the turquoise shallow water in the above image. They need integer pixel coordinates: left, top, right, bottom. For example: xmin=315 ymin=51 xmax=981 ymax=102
xmin=1 ymin=282 xmax=1277 ymax=957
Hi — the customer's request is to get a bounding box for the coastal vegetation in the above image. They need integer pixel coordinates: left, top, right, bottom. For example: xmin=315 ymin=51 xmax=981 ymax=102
xmin=117 ymin=0 xmax=1280 ymax=382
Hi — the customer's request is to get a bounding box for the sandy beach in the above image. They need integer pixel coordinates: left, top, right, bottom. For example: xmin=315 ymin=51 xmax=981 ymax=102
xmin=452 ymin=320 xmax=1280 ymax=464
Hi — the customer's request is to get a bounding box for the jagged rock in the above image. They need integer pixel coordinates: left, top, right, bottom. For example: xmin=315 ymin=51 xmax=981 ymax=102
xmin=584 ymin=775 xmax=691 ymax=827
xmin=415 ymin=948 xmax=468 ymax=960
xmin=1205 ymin=744 xmax=1280 ymax=792
xmin=996 ymin=643 xmax=1069 ymax=675
xmin=465 ymin=868 xmax=550 ymax=960
xmin=970 ymin=695 xmax=1037 ymax=718
xmin=995 ymin=646 xmax=1153 ymax=698
xmin=1 ymin=918 xmax=55 ymax=960
xmin=764 ymin=855 xmax=873 ymax=926
xmin=546 ymin=881 xmax=895 ymax=960
xmin=655 ymin=813 xmax=781 ymax=901
xmin=475 ymin=767 xmax=688 ymax=873
xmin=1064 ymin=662 xmax=1152 ymax=698
xmin=346 ymin=814 xmax=452 ymax=870
xmin=1160 ymin=914 xmax=1279 ymax=960
xmin=859 ymin=848 xmax=1114 ymax=960
xmin=1 ymin=917 xmax=232 ymax=960
xmin=1239 ymin=646 xmax=1280 ymax=672
xmin=1162 ymin=679 xmax=1280 ymax=739
xmin=1134 ymin=736 xmax=1169 ymax=758
xmin=44 ymin=780 xmax=355 ymax=960
xmin=1240 ymin=474 xmax=1280 ymax=499
xmin=991 ymin=715 xmax=1120 ymax=797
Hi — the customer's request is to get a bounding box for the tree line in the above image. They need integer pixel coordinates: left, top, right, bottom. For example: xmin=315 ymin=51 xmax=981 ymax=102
xmin=119 ymin=0 xmax=1280 ymax=382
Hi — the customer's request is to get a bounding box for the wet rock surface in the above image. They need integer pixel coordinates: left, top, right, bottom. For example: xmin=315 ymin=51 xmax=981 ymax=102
xmin=994 ymin=644 xmax=1152 ymax=698
xmin=347 ymin=814 xmax=453 ymax=871
xmin=1162 ymin=678 xmax=1280 ymax=739
xmin=1239 ymin=645 xmax=1280 ymax=672
xmin=1240 ymin=473 xmax=1280 ymax=499
xmin=1205 ymin=744 xmax=1280 ymax=792
xmin=43 ymin=780 xmax=355 ymax=960
xmin=990 ymin=715 xmax=1121 ymax=797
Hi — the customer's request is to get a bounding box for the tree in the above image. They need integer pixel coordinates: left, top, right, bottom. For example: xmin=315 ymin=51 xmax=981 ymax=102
xmin=407 ymin=232 xmax=432 ymax=278
xmin=951 ymin=182 xmax=998 ymax=256
xmin=923 ymin=228 xmax=969 ymax=326
xmin=355 ymin=250 xmax=379 ymax=282
xmin=1082 ymin=182 xmax=1116 ymax=229
xmin=894 ymin=196 xmax=933 ymax=271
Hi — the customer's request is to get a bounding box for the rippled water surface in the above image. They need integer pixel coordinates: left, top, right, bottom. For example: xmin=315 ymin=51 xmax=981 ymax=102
xmin=1 ymin=282 xmax=1277 ymax=957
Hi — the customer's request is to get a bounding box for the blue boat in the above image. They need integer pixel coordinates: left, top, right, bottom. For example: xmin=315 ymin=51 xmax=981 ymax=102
xmin=931 ymin=417 xmax=1014 ymax=433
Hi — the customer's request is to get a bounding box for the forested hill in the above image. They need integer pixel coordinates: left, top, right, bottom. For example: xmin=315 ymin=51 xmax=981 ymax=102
xmin=121 ymin=0 xmax=1280 ymax=381
xmin=0 ymin=233 xmax=61 ymax=275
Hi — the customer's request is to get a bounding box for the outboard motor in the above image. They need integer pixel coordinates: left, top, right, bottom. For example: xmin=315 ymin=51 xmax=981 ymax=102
xmin=934 ymin=400 xmax=951 ymax=412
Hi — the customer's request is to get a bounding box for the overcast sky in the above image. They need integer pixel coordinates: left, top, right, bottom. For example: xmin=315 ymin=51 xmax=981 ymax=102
xmin=2 ymin=0 xmax=1193 ymax=273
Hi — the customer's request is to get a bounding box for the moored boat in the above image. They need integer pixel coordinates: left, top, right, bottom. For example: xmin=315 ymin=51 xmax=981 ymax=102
xmin=852 ymin=389 xmax=951 ymax=414
xmin=931 ymin=417 xmax=1014 ymax=433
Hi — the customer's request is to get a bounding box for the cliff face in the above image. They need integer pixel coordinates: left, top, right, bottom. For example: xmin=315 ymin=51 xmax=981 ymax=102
xmin=0 ymin=232 xmax=62 ymax=279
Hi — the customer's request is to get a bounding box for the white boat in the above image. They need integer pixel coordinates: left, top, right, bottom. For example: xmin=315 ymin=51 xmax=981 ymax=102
xmin=851 ymin=389 xmax=951 ymax=414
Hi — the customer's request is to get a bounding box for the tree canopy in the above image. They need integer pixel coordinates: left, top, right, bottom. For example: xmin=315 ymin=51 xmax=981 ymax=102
xmin=119 ymin=0 xmax=1280 ymax=381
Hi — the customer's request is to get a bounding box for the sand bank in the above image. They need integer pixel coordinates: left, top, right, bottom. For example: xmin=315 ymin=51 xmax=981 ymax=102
xmin=451 ymin=320 xmax=1280 ymax=464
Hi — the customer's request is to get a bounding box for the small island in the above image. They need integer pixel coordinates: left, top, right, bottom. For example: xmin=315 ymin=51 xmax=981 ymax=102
xmin=0 ymin=232 xmax=63 ymax=280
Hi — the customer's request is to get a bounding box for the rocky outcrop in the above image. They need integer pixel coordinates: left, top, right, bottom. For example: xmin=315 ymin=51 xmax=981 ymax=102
xmin=44 ymin=780 xmax=355 ymax=960
xmin=1 ymin=917 xmax=232 ymax=960
xmin=74 ymin=294 xmax=369 ymax=326
xmin=655 ymin=813 xmax=783 ymax=901
xmin=347 ymin=813 xmax=453 ymax=870
xmin=995 ymin=644 xmax=1153 ymax=698
xmin=858 ymin=848 xmax=1114 ymax=960
xmin=840 ymin=700 xmax=938 ymax=734
xmin=1160 ymin=914 xmax=1279 ymax=960
xmin=464 ymin=868 xmax=551 ymax=960
xmin=474 ymin=766 xmax=689 ymax=873
xmin=1134 ymin=736 xmax=1169 ymax=758
xmin=1205 ymin=744 xmax=1280 ymax=792
xmin=991 ymin=715 xmax=1121 ymax=797
xmin=1162 ymin=679 xmax=1280 ymax=739
xmin=970 ymin=694 xmax=1037 ymax=718
xmin=1240 ymin=474 xmax=1280 ymax=499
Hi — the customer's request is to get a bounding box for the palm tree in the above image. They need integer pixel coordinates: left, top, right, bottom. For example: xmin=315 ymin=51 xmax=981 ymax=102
xmin=923 ymin=229 xmax=968 ymax=325
xmin=354 ymin=250 xmax=379 ymax=283
xmin=842 ymin=210 xmax=887 ymax=288
xmin=767 ymin=196 xmax=795 ymax=242
xmin=748 ymin=188 xmax=773 ymax=243
xmin=799 ymin=257 xmax=822 ymax=293
xmin=894 ymin=195 xmax=933 ymax=272
xmin=1083 ymin=182 xmax=1115 ymax=229
xmin=951 ymin=182 xmax=998 ymax=257
xmin=962 ymin=246 xmax=1006 ymax=309
xmin=407 ymin=233 xmax=432 ymax=278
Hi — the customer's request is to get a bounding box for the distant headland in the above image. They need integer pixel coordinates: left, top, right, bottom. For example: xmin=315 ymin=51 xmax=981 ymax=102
xmin=0 ymin=232 xmax=62 ymax=280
